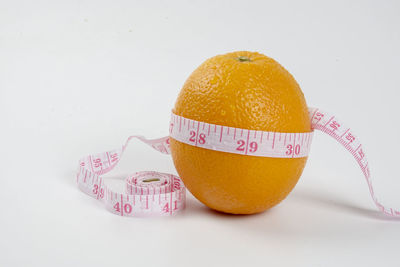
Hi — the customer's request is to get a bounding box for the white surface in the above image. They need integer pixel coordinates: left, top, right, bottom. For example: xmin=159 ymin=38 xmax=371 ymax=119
xmin=1 ymin=1 xmax=400 ymax=266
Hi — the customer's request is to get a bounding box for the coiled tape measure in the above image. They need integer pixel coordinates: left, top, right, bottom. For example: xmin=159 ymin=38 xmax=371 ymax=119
xmin=76 ymin=107 xmax=399 ymax=217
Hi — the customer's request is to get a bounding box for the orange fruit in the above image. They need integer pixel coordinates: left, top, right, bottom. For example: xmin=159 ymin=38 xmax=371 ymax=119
xmin=170 ymin=51 xmax=311 ymax=214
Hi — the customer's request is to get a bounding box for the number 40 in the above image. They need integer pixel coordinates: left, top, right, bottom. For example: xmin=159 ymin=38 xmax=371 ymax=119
xmin=113 ymin=202 xmax=132 ymax=214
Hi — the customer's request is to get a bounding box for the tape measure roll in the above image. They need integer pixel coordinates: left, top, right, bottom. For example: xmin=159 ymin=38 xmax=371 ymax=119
xmin=76 ymin=107 xmax=399 ymax=217
xmin=77 ymin=136 xmax=185 ymax=217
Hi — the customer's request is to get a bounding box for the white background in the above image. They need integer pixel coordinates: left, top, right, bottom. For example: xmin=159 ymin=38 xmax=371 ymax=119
xmin=1 ymin=1 xmax=400 ymax=266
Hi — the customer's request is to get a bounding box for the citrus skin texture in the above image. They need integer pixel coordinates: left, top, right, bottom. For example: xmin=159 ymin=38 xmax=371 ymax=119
xmin=170 ymin=51 xmax=311 ymax=214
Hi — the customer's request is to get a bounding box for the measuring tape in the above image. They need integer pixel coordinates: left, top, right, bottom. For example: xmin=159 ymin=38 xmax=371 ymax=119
xmin=76 ymin=107 xmax=399 ymax=217
xmin=169 ymin=113 xmax=314 ymax=158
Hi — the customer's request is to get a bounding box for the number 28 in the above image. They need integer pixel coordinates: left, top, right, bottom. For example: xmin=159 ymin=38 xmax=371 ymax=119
xmin=189 ymin=131 xmax=206 ymax=144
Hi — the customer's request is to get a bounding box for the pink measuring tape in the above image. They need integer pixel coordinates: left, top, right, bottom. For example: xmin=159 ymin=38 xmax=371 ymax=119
xmin=76 ymin=107 xmax=399 ymax=217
